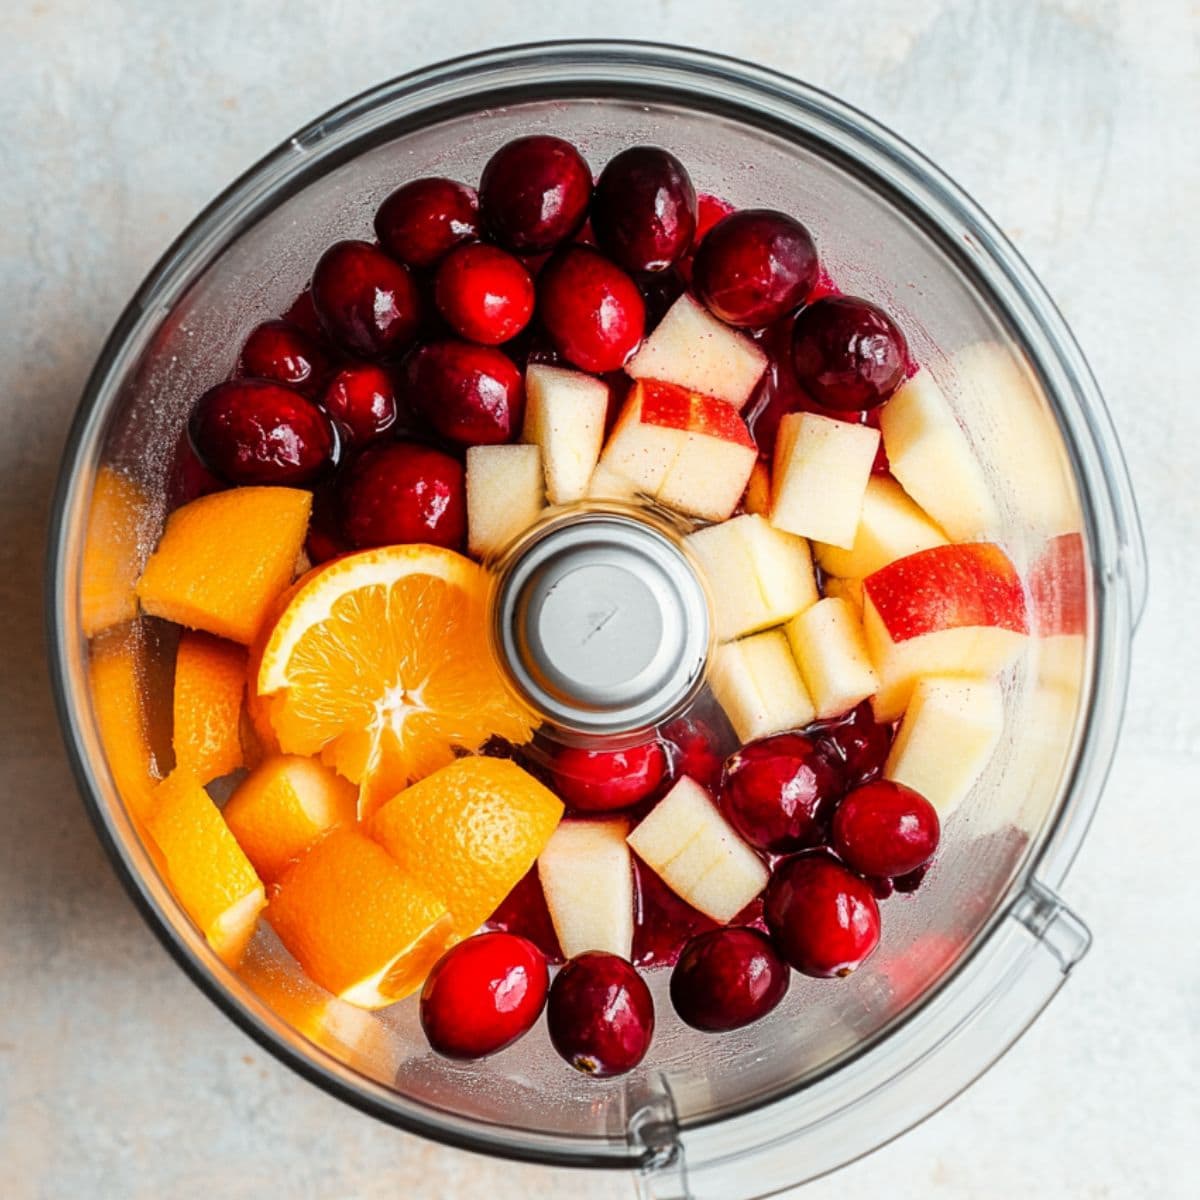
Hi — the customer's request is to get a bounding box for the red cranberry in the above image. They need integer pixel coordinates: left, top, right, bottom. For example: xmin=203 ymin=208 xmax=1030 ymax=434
xmin=305 ymin=485 xmax=348 ymax=566
xmin=338 ymin=440 xmax=465 ymax=550
xmin=189 ymin=379 xmax=337 ymax=486
xmin=869 ymin=875 xmax=896 ymax=901
xmin=791 ymin=296 xmax=908 ymax=411
xmin=374 ymin=177 xmax=479 ymax=268
xmin=549 ymin=740 xmax=668 ymax=812
xmin=764 ymin=851 xmax=881 ymax=978
xmin=693 ymin=209 xmax=820 ymax=328
xmin=167 ymin=432 xmax=224 ymax=509
xmin=893 ymin=864 xmax=930 ymax=894
xmin=311 ymin=240 xmax=422 ymax=358
xmin=403 ymin=340 xmax=524 ymax=446
xmin=434 ymin=242 xmax=535 ymax=345
xmin=814 ymin=702 xmax=893 ymax=791
xmin=547 ymin=952 xmax=654 ymax=1078
xmin=661 ymin=715 xmax=724 ymax=791
xmin=479 ymin=135 xmax=592 ymax=254
xmin=720 ymin=732 xmax=841 ymax=853
xmin=420 ymin=932 xmax=548 ymax=1060
xmin=670 ymin=927 xmax=790 ymax=1032
xmin=591 ymin=146 xmax=697 ymax=274
xmin=238 ymin=320 xmax=329 ymax=394
xmin=832 ymin=781 xmax=939 ymax=880
xmin=320 ymin=363 xmax=397 ymax=447
xmin=677 ymin=193 xmax=736 ymax=287
xmin=745 ymin=317 xmax=813 ymax=459
xmin=538 ymin=245 xmax=645 ymax=373
xmin=639 ymin=271 xmax=686 ymax=332
xmin=281 ymin=287 xmax=324 ymax=340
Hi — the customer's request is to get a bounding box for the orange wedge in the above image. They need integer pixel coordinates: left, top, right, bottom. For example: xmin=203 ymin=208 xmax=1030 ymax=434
xmin=136 ymin=487 xmax=311 ymax=644
xmin=144 ymin=769 xmax=266 ymax=966
xmin=172 ymin=631 xmax=246 ymax=783
xmin=256 ymin=545 xmax=534 ymax=816
xmin=369 ymin=756 xmax=562 ymax=938
xmin=223 ymin=755 xmax=357 ymax=883
xmin=267 ymin=828 xmax=454 ymax=1008
xmin=81 ymin=466 xmax=147 ymax=637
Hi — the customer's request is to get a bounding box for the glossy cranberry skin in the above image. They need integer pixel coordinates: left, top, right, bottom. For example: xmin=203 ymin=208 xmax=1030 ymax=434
xmin=479 ymin=136 xmax=592 ymax=254
xmin=420 ymin=932 xmax=548 ymax=1060
xmin=591 ymin=146 xmax=697 ymax=274
xmin=720 ymin=733 xmax=842 ymax=853
xmin=550 ymin=741 xmax=668 ymax=812
xmin=403 ymin=340 xmax=524 ymax=446
xmin=538 ymin=245 xmax=645 ymax=373
xmin=661 ymin=715 xmax=724 ymax=791
xmin=831 ymin=781 xmax=940 ymax=880
xmin=791 ymin=296 xmax=908 ymax=411
xmin=338 ymin=440 xmax=465 ymax=550
xmin=547 ymin=952 xmax=654 ymax=1078
xmin=814 ymin=702 xmax=893 ymax=791
xmin=670 ymin=927 xmax=789 ymax=1032
xmin=374 ymin=177 xmax=479 ymax=268
xmin=764 ymin=851 xmax=881 ymax=978
xmin=693 ymin=209 xmax=820 ymax=328
xmin=189 ymin=379 xmax=337 ymax=486
xmin=311 ymin=239 xmax=422 ymax=358
xmin=434 ymin=242 xmax=535 ymax=345
xmin=320 ymin=363 xmax=397 ymax=447
xmin=238 ymin=320 xmax=329 ymax=392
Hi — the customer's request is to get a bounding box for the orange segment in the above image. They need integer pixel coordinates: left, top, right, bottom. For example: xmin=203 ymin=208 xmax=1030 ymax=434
xmin=144 ymin=769 xmax=266 ymax=965
xmin=267 ymin=828 xmax=454 ymax=1008
xmin=81 ymin=466 xmax=148 ymax=637
xmin=369 ymin=756 xmax=562 ymax=938
xmin=172 ymin=631 xmax=246 ymax=782
xmin=136 ymin=487 xmax=312 ymax=644
xmin=224 ymin=755 xmax=357 ymax=883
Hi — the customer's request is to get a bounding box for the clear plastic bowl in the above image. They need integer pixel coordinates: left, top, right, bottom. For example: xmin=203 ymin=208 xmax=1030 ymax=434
xmin=46 ymin=42 xmax=1146 ymax=1200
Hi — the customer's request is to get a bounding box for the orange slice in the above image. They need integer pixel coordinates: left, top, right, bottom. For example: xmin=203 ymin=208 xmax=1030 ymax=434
xmin=266 ymin=828 xmax=454 ymax=1008
xmin=369 ymin=755 xmax=562 ymax=938
xmin=136 ymin=487 xmax=311 ymax=644
xmin=172 ymin=631 xmax=246 ymax=783
xmin=144 ymin=769 xmax=266 ymax=966
xmin=223 ymin=755 xmax=357 ymax=883
xmin=257 ymin=545 xmax=534 ymax=816
xmin=81 ymin=466 xmax=147 ymax=637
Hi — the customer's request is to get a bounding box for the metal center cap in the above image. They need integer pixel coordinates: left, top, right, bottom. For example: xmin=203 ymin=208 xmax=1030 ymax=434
xmin=494 ymin=512 xmax=710 ymax=735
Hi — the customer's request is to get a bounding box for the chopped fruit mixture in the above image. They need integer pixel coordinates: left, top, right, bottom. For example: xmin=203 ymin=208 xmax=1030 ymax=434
xmin=87 ymin=134 xmax=1036 ymax=1080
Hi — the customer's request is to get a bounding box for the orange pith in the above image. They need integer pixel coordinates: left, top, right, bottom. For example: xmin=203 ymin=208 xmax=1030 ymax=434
xmin=81 ymin=466 xmax=147 ymax=637
xmin=172 ymin=631 xmax=246 ymax=783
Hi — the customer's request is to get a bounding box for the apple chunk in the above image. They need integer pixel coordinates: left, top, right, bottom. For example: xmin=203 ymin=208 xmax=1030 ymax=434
xmin=522 ymin=364 xmax=608 ymax=505
xmin=466 ymin=444 xmax=545 ymax=559
xmin=786 ymin=597 xmax=878 ymax=719
xmin=709 ymin=629 xmax=815 ymax=742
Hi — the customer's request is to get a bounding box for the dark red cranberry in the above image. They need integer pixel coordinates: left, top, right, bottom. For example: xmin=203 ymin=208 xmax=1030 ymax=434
xmin=661 ymin=715 xmax=725 ymax=791
xmin=485 ymin=867 xmax=564 ymax=964
xmin=547 ymin=952 xmax=654 ymax=1078
xmin=238 ymin=320 xmax=329 ymax=393
xmin=893 ymin=864 xmax=930 ymax=894
xmin=814 ymin=702 xmax=893 ymax=791
xmin=677 ymin=193 xmax=736 ymax=286
xmin=311 ymin=239 xmax=422 ymax=358
xmin=479 ymin=135 xmax=592 ymax=254
xmin=374 ymin=177 xmax=479 ymax=268
xmin=403 ymin=340 xmax=524 ymax=446
xmin=869 ymin=875 xmax=896 ymax=901
xmin=591 ymin=146 xmax=697 ymax=274
xmin=670 ymin=927 xmax=789 ymax=1032
xmin=538 ymin=245 xmax=645 ymax=372
xmin=791 ymin=296 xmax=908 ymax=411
xmin=434 ymin=242 xmax=535 ymax=345
xmin=550 ymin=740 xmax=668 ymax=812
xmin=720 ymin=733 xmax=841 ymax=853
xmin=167 ymin=431 xmax=224 ymax=509
xmin=320 ymin=362 xmax=397 ymax=447
xmin=639 ymin=270 xmax=686 ymax=333
xmin=338 ymin=440 xmax=465 ymax=550
xmin=831 ymin=781 xmax=940 ymax=880
xmin=745 ymin=317 xmax=814 ymax=459
xmin=189 ymin=379 xmax=337 ymax=486
xmin=281 ymin=287 xmax=324 ymax=340
xmin=764 ymin=851 xmax=881 ymax=978
xmin=693 ymin=210 xmax=820 ymax=328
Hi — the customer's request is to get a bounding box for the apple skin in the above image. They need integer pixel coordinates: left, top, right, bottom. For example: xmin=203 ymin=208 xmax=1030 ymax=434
xmin=637 ymin=379 xmax=756 ymax=449
xmin=1028 ymin=531 xmax=1086 ymax=637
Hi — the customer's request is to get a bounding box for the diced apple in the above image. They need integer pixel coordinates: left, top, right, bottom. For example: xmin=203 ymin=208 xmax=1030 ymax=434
xmin=823 ymin=575 xmax=864 ymax=611
xmin=770 ymin=412 xmax=879 ymax=548
xmin=625 ymin=292 xmax=768 ymax=409
xmin=627 ymin=776 xmax=768 ymax=923
xmin=586 ymin=463 xmax=645 ymax=502
xmin=538 ymin=819 xmax=634 ymax=959
xmin=522 ymin=365 xmax=609 ymax=505
xmin=785 ymin=597 xmax=879 ymax=720
xmin=884 ymin=677 xmax=1004 ymax=817
xmin=466 ymin=444 xmax=545 ymax=559
xmin=742 ymin=460 xmax=771 ymax=516
xmin=709 ymin=629 xmax=815 ymax=742
xmin=598 ymin=379 xmax=691 ymax=494
xmin=686 ymin=514 xmax=818 ymax=641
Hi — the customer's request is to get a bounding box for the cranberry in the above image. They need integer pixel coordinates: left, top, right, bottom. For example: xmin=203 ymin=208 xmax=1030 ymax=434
xmin=434 ymin=242 xmax=535 ymax=345
xmin=479 ymin=135 xmax=592 ymax=254
xmin=189 ymin=379 xmax=337 ymax=486
xmin=639 ymin=270 xmax=686 ymax=333
xmin=677 ymin=193 xmax=736 ymax=287
xmin=791 ymin=296 xmax=908 ymax=411
xmin=403 ymin=340 xmax=524 ymax=446
xmin=547 ymin=952 xmax=654 ymax=1077
xmin=814 ymin=702 xmax=893 ymax=791
xmin=281 ymin=287 xmax=324 ymax=340
xmin=320 ymin=362 xmax=397 ymax=447
xmin=869 ymin=875 xmax=896 ymax=901
xmin=549 ymin=740 xmax=668 ymax=812
xmin=693 ymin=210 xmax=820 ymax=328
xmin=893 ymin=864 xmax=930 ymax=894
xmin=745 ymin=317 xmax=813 ymax=459
xmin=167 ymin=431 xmax=224 ymax=509
xmin=311 ymin=240 xmax=422 ymax=358
xmin=338 ymin=440 xmax=465 ymax=550
xmin=764 ymin=851 xmax=881 ymax=978
xmin=720 ymin=733 xmax=841 ymax=853
xmin=538 ymin=245 xmax=645 ymax=373
xmin=485 ymin=867 xmax=564 ymax=964
xmin=831 ymin=781 xmax=940 ymax=880
xmin=670 ymin=927 xmax=789 ymax=1032
xmin=238 ymin=320 xmax=330 ymax=393
xmin=661 ymin=714 xmax=725 ymax=791
xmin=374 ymin=177 xmax=479 ymax=268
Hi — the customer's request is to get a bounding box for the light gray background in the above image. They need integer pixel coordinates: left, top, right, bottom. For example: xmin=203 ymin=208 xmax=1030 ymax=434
xmin=2 ymin=2 xmax=1196 ymax=1197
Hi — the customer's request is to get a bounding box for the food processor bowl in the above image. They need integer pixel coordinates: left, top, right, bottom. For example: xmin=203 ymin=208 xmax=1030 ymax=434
xmin=47 ymin=42 xmax=1146 ymax=1200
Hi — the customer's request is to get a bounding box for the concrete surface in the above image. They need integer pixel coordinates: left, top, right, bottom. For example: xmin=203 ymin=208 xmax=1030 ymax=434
xmin=1 ymin=1 xmax=1196 ymax=1197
